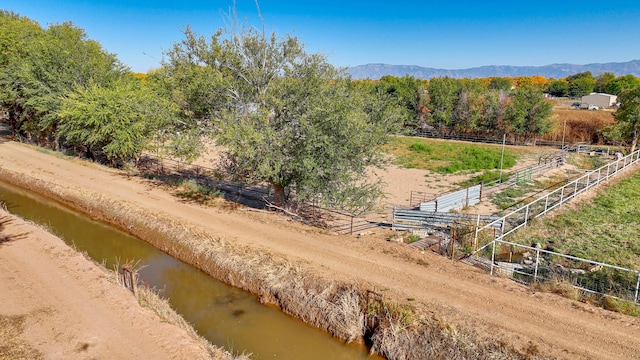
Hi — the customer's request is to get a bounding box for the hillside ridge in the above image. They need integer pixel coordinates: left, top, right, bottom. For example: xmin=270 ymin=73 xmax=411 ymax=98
xmin=348 ymin=59 xmax=640 ymax=80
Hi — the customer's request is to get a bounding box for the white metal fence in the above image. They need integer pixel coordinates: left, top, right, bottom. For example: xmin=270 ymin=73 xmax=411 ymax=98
xmin=474 ymin=149 xmax=640 ymax=248
xmin=469 ymin=149 xmax=640 ymax=303
xmin=410 ymin=153 xmax=563 ymax=208
xmin=486 ymin=239 xmax=640 ymax=304
xmin=481 ymin=156 xmax=564 ymax=197
xmin=418 ymin=185 xmax=481 ymax=212
xmin=392 ymin=209 xmax=501 ymax=231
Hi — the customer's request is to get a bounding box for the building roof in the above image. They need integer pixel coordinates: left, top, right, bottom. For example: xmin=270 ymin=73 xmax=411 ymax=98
xmin=585 ymin=92 xmax=616 ymax=98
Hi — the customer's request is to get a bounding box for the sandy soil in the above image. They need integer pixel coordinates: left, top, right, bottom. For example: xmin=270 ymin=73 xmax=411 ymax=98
xmin=2 ymin=140 xmax=640 ymax=359
xmin=374 ymin=141 xmax=559 ymax=211
xmin=0 ymin=208 xmax=220 ymax=359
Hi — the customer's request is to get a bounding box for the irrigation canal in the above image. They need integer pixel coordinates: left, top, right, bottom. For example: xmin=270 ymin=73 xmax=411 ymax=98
xmin=0 ymin=180 xmax=380 ymax=359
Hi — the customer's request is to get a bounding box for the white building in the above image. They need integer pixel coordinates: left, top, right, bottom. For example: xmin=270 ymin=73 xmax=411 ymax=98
xmin=581 ymin=93 xmax=617 ymax=108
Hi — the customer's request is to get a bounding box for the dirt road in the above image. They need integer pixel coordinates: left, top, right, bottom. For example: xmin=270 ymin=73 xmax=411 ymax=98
xmin=1 ymin=141 xmax=640 ymax=359
xmin=0 ymin=208 xmax=222 ymax=359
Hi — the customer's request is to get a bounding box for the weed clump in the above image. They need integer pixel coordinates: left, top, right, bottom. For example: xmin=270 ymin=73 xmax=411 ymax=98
xmin=0 ymin=315 xmax=43 ymax=360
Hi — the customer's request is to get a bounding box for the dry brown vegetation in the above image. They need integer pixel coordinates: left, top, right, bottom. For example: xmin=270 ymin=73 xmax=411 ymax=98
xmin=543 ymin=109 xmax=616 ymax=144
xmin=0 ymin=314 xmax=43 ymax=360
xmin=0 ymin=165 xmax=545 ymax=359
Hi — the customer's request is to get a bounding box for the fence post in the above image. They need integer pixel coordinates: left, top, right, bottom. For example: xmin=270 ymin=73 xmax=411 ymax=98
xmin=490 ymin=240 xmax=497 ymax=276
xmin=524 ymin=205 xmax=530 ymax=226
xmin=451 ymin=224 xmax=456 ymax=260
xmin=465 ymin=187 xmax=470 ymax=208
xmin=635 ymin=272 xmax=640 ymax=305
xmin=534 ymin=249 xmax=540 ymax=282
xmin=350 ymin=215 xmax=354 ymax=235
xmin=474 ymin=214 xmax=480 ymax=251
xmin=597 ymin=168 xmax=602 ymax=184
xmin=544 ymin=193 xmax=549 ymax=214
xmin=392 ymin=206 xmax=396 ymax=231
xmin=121 ymin=265 xmax=136 ymax=294
xmin=479 ymin=181 xmax=484 ymax=200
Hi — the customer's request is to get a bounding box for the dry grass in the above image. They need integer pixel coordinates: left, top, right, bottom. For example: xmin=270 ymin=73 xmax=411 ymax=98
xmin=532 ymin=278 xmax=582 ymax=301
xmin=368 ymin=299 xmax=544 ymax=360
xmin=0 ymin=314 xmax=43 ymax=360
xmin=0 ymin=166 xmax=548 ymax=360
xmin=545 ymin=110 xmax=615 ymax=144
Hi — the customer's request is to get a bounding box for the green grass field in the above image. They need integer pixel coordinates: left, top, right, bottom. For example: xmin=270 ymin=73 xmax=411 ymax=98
xmin=386 ymin=136 xmax=528 ymax=174
xmin=519 ymin=169 xmax=640 ymax=270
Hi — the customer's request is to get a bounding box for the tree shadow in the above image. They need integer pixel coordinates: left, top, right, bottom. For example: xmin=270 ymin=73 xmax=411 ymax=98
xmin=0 ymin=216 xmax=29 ymax=246
xmin=0 ymin=122 xmax=14 ymax=145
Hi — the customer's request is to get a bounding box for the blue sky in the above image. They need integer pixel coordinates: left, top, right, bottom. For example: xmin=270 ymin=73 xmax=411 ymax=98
xmin=4 ymin=0 xmax=640 ymax=73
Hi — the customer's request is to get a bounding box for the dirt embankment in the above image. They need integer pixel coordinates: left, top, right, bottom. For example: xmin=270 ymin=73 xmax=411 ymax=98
xmin=0 ymin=209 xmax=228 ymax=360
xmin=2 ymin=141 xmax=640 ymax=359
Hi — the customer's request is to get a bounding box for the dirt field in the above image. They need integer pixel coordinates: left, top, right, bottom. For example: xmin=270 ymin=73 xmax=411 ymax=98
xmin=2 ymin=140 xmax=640 ymax=359
xmin=0 ymin=209 xmax=222 ymax=359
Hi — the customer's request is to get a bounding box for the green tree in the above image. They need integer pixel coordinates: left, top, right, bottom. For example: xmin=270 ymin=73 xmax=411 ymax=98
xmin=567 ymin=71 xmax=596 ymax=97
xmin=376 ymin=75 xmax=424 ymax=129
xmin=504 ymin=87 xmax=554 ymax=139
xmin=595 ymin=72 xmax=616 ymax=93
xmin=488 ymin=77 xmax=512 ymax=92
xmin=609 ymin=87 xmax=640 ymax=153
xmin=166 ymin=25 xmax=401 ymax=210
xmin=452 ymin=80 xmax=485 ymax=132
xmin=479 ymin=90 xmax=507 ymax=133
xmin=56 ymin=79 xmax=177 ymax=165
xmin=158 ymin=26 xmax=226 ymax=123
xmin=426 ymin=77 xmax=459 ymax=130
xmin=0 ymin=11 xmax=45 ymax=136
xmin=606 ymin=75 xmax=640 ymax=96
xmin=57 ymin=79 xmax=180 ymax=165
xmin=546 ymin=79 xmax=569 ymax=97
xmin=10 ymin=21 xmax=125 ymax=145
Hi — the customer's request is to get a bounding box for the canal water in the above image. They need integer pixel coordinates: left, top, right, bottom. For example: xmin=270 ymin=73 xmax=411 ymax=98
xmin=0 ymin=181 xmax=379 ymax=359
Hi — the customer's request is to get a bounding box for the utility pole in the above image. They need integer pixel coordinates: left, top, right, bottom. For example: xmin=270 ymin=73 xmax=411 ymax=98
xmin=499 ymin=133 xmax=506 ymax=183
xmin=561 ymin=118 xmax=567 ymax=160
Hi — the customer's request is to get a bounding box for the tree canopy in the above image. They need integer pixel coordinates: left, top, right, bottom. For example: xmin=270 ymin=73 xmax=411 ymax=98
xmin=164 ymin=25 xmax=402 ymax=210
xmin=57 ymin=79 xmax=180 ymax=165
xmin=566 ymin=72 xmax=596 ymax=97
xmin=610 ymin=87 xmax=640 ymax=153
xmin=547 ymin=80 xmax=569 ymax=97
xmin=422 ymin=76 xmax=551 ymax=140
xmin=0 ymin=11 xmax=127 ymax=146
xmin=504 ymin=87 xmax=554 ymax=138
xmin=375 ymin=75 xmax=425 ymax=129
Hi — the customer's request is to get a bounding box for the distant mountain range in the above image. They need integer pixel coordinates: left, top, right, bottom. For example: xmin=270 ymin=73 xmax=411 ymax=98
xmin=347 ymin=60 xmax=640 ymax=80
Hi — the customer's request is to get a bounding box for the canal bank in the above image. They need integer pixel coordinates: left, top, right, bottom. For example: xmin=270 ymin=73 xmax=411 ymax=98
xmin=0 ymin=208 xmax=228 ymax=359
xmin=3 ymin=140 xmax=635 ymax=359
xmin=0 ymin=145 xmax=475 ymax=360
xmin=0 ymin=177 xmax=377 ymax=359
